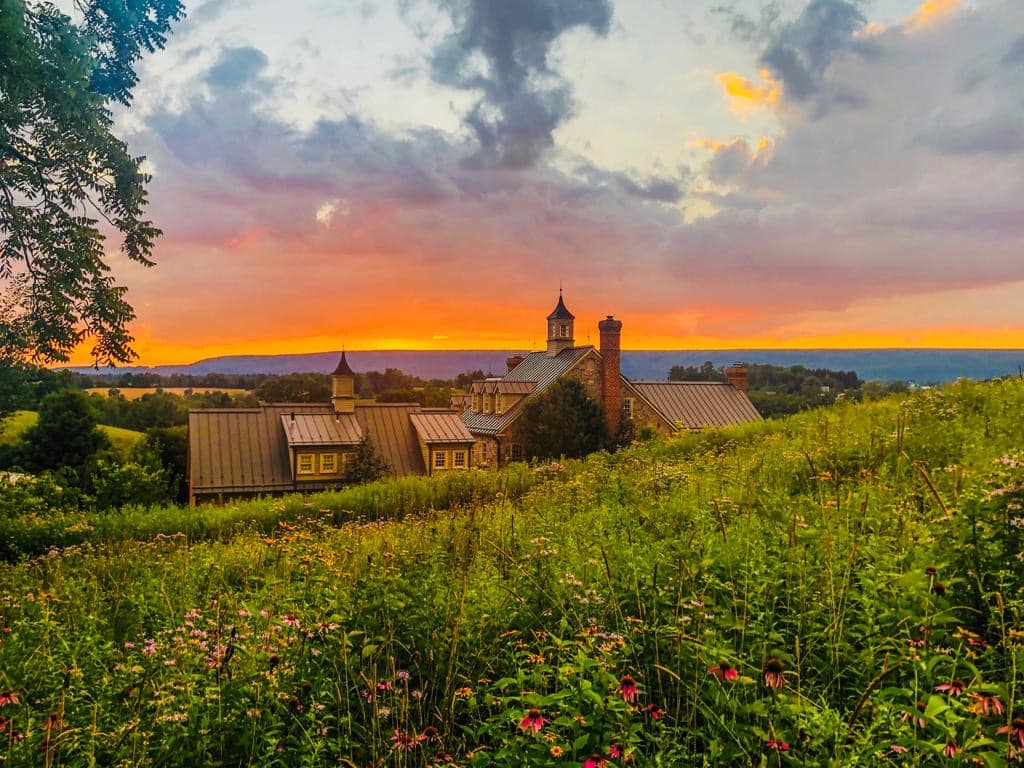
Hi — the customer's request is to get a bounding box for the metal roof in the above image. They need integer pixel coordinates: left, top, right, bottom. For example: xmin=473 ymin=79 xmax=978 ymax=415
xmin=410 ymin=412 xmax=475 ymax=444
xmin=189 ymin=404 xmax=330 ymax=495
xmin=189 ymin=403 xmax=429 ymax=497
xmin=281 ymin=413 xmax=362 ymax=446
xmin=332 ymin=350 xmax=356 ymax=376
xmin=353 ymin=404 xmax=425 ymax=476
xmin=547 ymin=292 xmax=575 ymax=320
xmin=630 ymin=382 xmax=762 ymax=429
xmin=461 ymin=346 xmax=594 ymax=435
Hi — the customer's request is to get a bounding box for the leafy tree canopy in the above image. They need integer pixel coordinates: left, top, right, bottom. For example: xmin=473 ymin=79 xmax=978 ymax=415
xmin=1 ymin=0 xmax=184 ymax=365
xmin=344 ymin=434 xmax=391 ymax=485
xmin=19 ymin=388 xmax=109 ymax=472
xmin=518 ymin=379 xmax=610 ymax=461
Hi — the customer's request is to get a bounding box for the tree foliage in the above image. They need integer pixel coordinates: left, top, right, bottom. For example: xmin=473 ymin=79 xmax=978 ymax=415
xmin=19 ymin=388 xmax=109 ymax=472
xmin=254 ymin=373 xmax=332 ymax=403
xmin=517 ymin=379 xmax=610 ymax=461
xmin=0 ymin=0 xmax=184 ymax=365
xmin=344 ymin=434 xmax=391 ymax=485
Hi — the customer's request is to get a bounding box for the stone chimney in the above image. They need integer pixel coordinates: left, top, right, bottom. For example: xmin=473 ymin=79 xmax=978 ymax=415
xmin=506 ymin=354 xmax=524 ymax=373
xmin=725 ymin=363 xmax=748 ymax=392
xmin=598 ymin=315 xmax=623 ymax=436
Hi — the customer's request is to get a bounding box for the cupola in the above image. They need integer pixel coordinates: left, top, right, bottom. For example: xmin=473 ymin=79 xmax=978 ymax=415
xmin=546 ymin=289 xmax=575 ymax=357
xmin=331 ymin=350 xmax=356 ymax=414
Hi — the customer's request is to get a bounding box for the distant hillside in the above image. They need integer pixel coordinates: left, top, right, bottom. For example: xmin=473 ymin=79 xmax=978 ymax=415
xmin=0 ymin=410 xmax=144 ymax=456
xmin=64 ymin=349 xmax=1024 ymax=385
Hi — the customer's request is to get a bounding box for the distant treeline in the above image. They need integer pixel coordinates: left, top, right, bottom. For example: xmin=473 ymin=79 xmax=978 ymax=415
xmin=668 ymin=361 xmax=907 ymax=417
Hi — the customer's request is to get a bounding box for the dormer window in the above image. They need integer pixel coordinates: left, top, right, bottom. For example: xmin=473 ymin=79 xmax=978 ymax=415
xmin=559 ymin=324 xmax=568 ymax=337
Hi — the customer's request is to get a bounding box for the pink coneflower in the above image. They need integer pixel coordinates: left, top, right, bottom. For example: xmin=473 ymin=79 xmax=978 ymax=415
xmin=518 ymin=708 xmax=545 ymax=734
xmin=890 ymin=745 xmax=908 ymax=754
xmin=391 ymin=729 xmax=418 ymax=751
xmin=0 ymin=691 xmax=19 ymax=707
xmin=709 ymin=661 xmax=739 ymax=681
xmin=942 ymin=741 xmax=961 ymax=758
xmin=968 ymin=692 xmax=1004 ymax=716
xmin=619 ymin=675 xmax=639 ymax=702
xmin=935 ymin=679 xmax=967 ymax=696
xmin=608 ymin=744 xmax=622 ymax=758
xmin=901 ymin=700 xmax=928 ymax=729
xmin=998 ymin=718 xmax=1024 ymax=748
xmin=641 ymin=703 xmax=664 ymax=719
xmin=763 ymin=658 xmax=785 ymax=689
xmin=766 ymin=740 xmax=789 ymax=751
xmin=583 ymin=754 xmax=608 ymax=768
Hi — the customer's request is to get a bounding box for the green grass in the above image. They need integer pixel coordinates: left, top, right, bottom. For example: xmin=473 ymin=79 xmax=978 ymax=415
xmin=0 ymin=380 xmax=1022 ymax=766
xmin=0 ymin=409 xmax=144 ymax=454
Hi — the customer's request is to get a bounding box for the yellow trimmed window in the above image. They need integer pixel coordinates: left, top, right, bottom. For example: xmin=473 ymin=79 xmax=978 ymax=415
xmin=296 ymin=453 xmax=315 ymax=475
xmin=433 ymin=451 xmax=447 ymax=469
xmin=320 ymin=453 xmax=338 ymax=474
xmin=453 ymin=450 xmax=466 ymax=468
xmin=622 ymin=398 xmax=634 ymax=419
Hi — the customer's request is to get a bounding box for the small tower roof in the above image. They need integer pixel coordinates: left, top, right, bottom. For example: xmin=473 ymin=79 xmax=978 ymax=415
xmin=547 ymin=291 xmax=575 ymax=321
xmin=332 ymin=350 xmax=355 ymax=376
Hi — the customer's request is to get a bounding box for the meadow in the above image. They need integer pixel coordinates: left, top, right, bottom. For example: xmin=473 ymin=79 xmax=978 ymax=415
xmin=0 ymin=410 xmax=144 ymax=455
xmin=0 ymin=380 xmax=1021 ymax=766
xmin=84 ymin=387 xmax=251 ymax=400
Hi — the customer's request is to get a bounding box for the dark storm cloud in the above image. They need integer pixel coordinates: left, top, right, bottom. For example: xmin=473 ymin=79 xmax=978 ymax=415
xmin=759 ymin=0 xmax=867 ymax=105
xmin=428 ymin=0 xmax=612 ymax=169
xmin=205 ymin=46 xmax=269 ymax=90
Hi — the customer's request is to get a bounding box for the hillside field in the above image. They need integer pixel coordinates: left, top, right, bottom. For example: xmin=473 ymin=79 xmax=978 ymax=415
xmin=0 ymin=380 xmax=1021 ymax=766
xmin=0 ymin=410 xmax=144 ymax=454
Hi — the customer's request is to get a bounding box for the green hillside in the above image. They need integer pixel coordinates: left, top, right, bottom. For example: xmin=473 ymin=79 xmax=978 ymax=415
xmin=0 ymin=409 xmax=144 ymax=455
xmin=0 ymin=380 xmax=1021 ymax=766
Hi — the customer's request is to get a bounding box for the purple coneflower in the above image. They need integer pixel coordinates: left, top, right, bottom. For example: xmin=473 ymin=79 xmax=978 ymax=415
xmin=968 ymin=692 xmax=1003 ymax=716
xmin=890 ymin=745 xmax=908 ymax=754
xmin=391 ymin=729 xmax=418 ymax=751
xmin=709 ymin=661 xmax=739 ymax=681
xmin=766 ymin=740 xmax=789 ymax=751
xmin=619 ymin=675 xmax=639 ymax=702
xmin=641 ymin=703 xmax=664 ymax=719
xmin=763 ymin=658 xmax=785 ymax=689
xmin=583 ymin=754 xmax=608 ymax=768
xmin=0 ymin=691 xmax=18 ymax=707
xmin=518 ymin=708 xmax=545 ymax=734
xmin=998 ymin=718 xmax=1024 ymax=748
xmin=935 ymin=679 xmax=966 ymax=696
xmin=942 ymin=741 xmax=961 ymax=758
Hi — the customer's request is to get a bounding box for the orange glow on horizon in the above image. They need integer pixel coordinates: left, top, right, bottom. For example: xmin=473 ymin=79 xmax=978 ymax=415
xmin=65 ymin=326 xmax=1024 ymax=368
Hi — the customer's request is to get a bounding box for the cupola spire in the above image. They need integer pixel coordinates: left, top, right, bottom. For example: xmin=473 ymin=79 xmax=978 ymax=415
xmin=546 ymin=289 xmax=575 ymax=357
xmin=331 ymin=348 xmax=356 ymax=414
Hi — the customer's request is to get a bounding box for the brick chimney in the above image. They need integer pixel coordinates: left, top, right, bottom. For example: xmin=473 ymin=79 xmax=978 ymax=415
xmin=725 ymin=363 xmax=748 ymax=392
xmin=598 ymin=315 xmax=623 ymax=436
xmin=506 ymin=354 xmax=524 ymax=373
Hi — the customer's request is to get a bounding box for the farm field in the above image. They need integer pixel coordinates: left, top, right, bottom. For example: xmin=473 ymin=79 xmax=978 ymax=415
xmin=0 ymin=410 xmax=144 ymax=455
xmin=84 ymin=387 xmax=251 ymax=399
xmin=0 ymin=380 xmax=1021 ymax=766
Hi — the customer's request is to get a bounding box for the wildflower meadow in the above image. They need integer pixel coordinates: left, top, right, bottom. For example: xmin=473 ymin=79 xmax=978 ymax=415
xmin=0 ymin=378 xmax=1022 ymax=766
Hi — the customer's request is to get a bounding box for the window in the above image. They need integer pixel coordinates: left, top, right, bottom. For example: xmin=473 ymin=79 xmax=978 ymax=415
xmin=296 ymin=453 xmax=315 ymax=475
xmin=494 ymin=395 xmax=502 ymax=414
xmin=434 ymin=451 xmax=447 ymax=469
xmin=511 ymin=444 xmax=523 ymax=462
xmin=559 ymin=323 xmax=568 ymax=337
xmin=453 ymin=450 xmax=466 ymax=468
xmin=622 ymin=398 xmax=634 ymax=419
xmin=320 ymin=453 xmax=338 ymax=473
xmin=341 ymin=452 xmax=352 ymax=467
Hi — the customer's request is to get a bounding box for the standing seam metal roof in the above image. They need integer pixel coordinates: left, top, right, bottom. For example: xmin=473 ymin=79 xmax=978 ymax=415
xmin=410 ymin=412 xmax=475 ymax=443
xmin=460 ymin=346 xmax=594 ymax=435
xmin=629 ymin=382 xmax=762 ymax=429
xmin=281 ymin=413 xmax=362 ymax=445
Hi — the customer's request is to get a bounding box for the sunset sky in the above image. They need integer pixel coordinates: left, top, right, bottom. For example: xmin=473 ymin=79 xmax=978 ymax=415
xmin=74 ymin=0 xmax=1024 ymax=365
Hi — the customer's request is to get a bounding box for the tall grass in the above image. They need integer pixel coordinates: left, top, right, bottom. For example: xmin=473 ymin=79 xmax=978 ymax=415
xmin=0 ymin=379 xmax=1020 ymax=766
